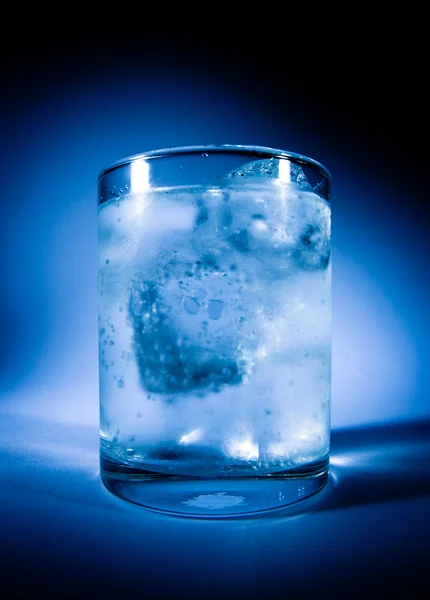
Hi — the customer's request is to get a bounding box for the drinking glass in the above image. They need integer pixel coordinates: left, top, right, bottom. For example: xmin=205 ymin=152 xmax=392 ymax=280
xmin=98 ymin=145 xmax=331 ymax=517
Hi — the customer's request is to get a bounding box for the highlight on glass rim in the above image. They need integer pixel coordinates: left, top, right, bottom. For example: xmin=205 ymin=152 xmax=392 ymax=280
xmin=97 ymin=144 xmax=332 ymax=517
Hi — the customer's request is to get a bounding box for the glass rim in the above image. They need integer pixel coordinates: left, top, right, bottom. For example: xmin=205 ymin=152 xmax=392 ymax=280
xmin=97 ymin=144 xmax=332 ymax=182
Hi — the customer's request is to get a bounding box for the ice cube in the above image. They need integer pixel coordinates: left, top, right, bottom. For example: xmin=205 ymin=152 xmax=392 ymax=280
xmin=128 ymin=278 xmax=244 ymax=396
xmin=219 ymin=157 xmax=313 ymax=190
xmin=211 ymin=158 xmax=331 ymax=274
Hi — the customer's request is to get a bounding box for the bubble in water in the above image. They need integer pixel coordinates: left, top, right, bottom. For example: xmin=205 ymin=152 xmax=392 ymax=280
xmin=183 ymin=296 xmax=200 ymax=315
xmin=117 ymin=378 xmax=124 ymax=388
xmin=208 ymin=299 xmax=224 ymax=320
xmin=192 ymin=288 xmax=207 ymax=301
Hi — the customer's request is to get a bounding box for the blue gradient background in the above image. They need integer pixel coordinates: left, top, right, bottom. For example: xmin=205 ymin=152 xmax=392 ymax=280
xmin=1 ymin=21 xmax=428 ymax=599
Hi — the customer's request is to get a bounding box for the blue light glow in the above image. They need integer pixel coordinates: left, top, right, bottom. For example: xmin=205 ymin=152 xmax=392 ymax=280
xmin=0 ymin=60 xmax=427 ymax=431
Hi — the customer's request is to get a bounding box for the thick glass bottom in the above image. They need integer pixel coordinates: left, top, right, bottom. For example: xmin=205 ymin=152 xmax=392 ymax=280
xmin=100 ymin=449 xmax=330 ymax=518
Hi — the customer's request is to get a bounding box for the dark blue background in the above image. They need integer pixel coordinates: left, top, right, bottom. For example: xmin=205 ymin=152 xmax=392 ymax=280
xmin=1 ymin=17 xmax=429 ymax=599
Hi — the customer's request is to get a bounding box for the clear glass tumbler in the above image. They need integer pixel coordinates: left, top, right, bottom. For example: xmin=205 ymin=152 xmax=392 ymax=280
xmin=98 ymin=145 xmax=331 ymax=517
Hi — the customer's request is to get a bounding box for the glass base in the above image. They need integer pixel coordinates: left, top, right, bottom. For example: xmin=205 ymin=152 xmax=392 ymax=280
xmin=100 ymin=452 xmax=330 ymax=518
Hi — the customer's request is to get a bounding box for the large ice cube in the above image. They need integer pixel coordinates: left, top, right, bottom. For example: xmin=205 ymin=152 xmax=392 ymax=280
xmin=199 ymin=159 xmax=331 ymax=276
xmin=225 ymin=159 xmax=330 ymax=272
xmin=128 ymin=277 xmax=245 ymax=396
